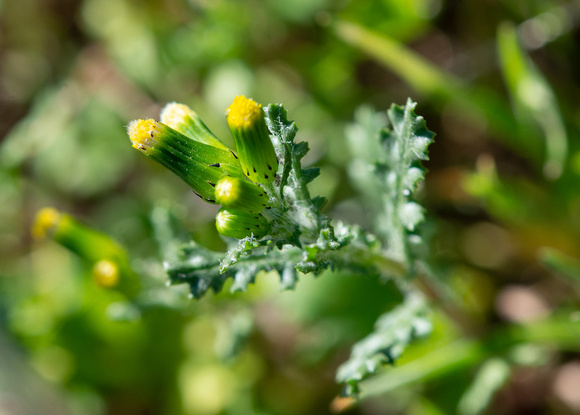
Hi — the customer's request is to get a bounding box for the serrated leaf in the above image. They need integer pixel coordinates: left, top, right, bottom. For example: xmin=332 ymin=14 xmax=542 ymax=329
xmin=264 ymin=104 xmax=298 ymax=145
xmin=385 ymin=99 xmax=434 ymax=166
xmin=402 ymin=166 xmax=425 ymax=192
xmin=232 ymin=264 xmax=257 ymax=293
xmin=347 ymin=101 xmax=434 ymax=258
xmin=372 ymin=99 xmax=435 ymax=262
xmin=293 ymin=141 xmax=310 ymax=160
xmin=280 ymin=263 xmax=298 ymax=290
xmin=400 ymin=202 xmax=425 ymax=231
xmin=264 ymin=104 xmax=322 ymax=238
xmin=301 ymin=167 xmax=321 ymax=184
xmin=187 ymin=274 xmax=229 ymax=299
xmin=264 ymin=104 xmax=298 ymax=193
xmin=336 ymin=292 xmax=432 ymax=395
xmin=311 ymin=196 xmax=327 ymax=212
xmin=219 ymin=237 xmax=260 ymax=272
xmin=167 ymin=244 xmax=276 ymax=298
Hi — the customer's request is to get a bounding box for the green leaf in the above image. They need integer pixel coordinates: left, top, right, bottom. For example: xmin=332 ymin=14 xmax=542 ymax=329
xmin=334 ymin=102 xmax=436 ymax=394
xmin=354 ymin=315 xmax=580 ymax=401
xmin=399 ymin=202 xmax=425 ymax=231
xmin=497 ymin=21 xmax=567 ymax=179
xmin=347 ymin=99 xmax=433 ymax=267
xmin=334 ymin=20 xmax=543 ymax=165
xmin=166 ymin=240 xmax=230 ymax=299
xmin=231 ymin=264 xmax=257 ymax=293
xmin=166 ymin=220 xmax=392 ymax=299
xmin=214 ymin=309 xmax=254 ymax=361
xmin=301 ymin=167 xmax=321 ymax=184
xmin=264 ymin=104 xmax=322 ymax=239
xmin=336 ymin=291 xmax=432 ymax=396
xmin=538 ymin=247 xmax=580 ymax=285
xmin=279 ymin=262 xmax=299 ymax=290
xmin=311 ymin=196 xmax=327 ymax=213
xmin=167 ymin=242 xmax=290 ymax=299
xmin=457 ymin=358 xmax=511 ymax=415
xmin=263 ymin=104 xmax=299 ymax=194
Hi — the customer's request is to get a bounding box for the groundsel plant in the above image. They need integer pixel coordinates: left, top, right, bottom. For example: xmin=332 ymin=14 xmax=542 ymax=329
xmin=127 ymin=96 xmax=435 ymax=396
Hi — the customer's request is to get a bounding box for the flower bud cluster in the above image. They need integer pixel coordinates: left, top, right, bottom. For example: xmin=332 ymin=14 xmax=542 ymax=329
xmin=128 ymin=96 xmax=278 ymax=239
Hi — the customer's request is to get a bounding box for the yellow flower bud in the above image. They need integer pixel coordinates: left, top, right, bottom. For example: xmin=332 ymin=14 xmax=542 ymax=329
xmin=226 ymin=96 xmax=278 ymax=184
xmin=128 ymin=119 xmax=244 ymax=202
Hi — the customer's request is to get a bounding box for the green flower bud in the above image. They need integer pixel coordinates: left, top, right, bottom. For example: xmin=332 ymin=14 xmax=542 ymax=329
xmin=33 ymin=208 xmax=123 ymax=261
xmin=215 ymin=176 xmax=267 ymax=213
xmin=32 ymin=208 xmax=139 ymax=296
xmin=215 ymin=208 xmax=269 ymax=239
xmin=160 ymin=102 xmax=231 ymax=151
xmin=128 ymin=119 xmax=244 ymax=203
xmin=226 ymin=96 xmax=278 ymax=184
xmin=32 ymin=207 xmax=61 ymax=240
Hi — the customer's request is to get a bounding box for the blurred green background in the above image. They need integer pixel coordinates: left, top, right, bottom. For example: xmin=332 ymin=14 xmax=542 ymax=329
xmin=1 ymin=0 xmax=580 ymax=414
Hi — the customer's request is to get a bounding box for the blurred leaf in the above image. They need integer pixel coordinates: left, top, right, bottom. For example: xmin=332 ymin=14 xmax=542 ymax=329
xmin=1 ymin=91 xmax=132 ymax=196
xmin=538 ymin=247 xmax=580 ymax=285
xmin=347 ymin=100 xmax=434 ymax=266
xmin=81 ymin=0 xmax=161 ymax=86
xmin=334 ymin=20 xmax=544 ymax=165
xmin=266 ymin=0 xmax=329 ymax=23
xmin=462 ymin=155 xmax=546 ymax=225
xmin=214 ymin=309 xmax=254 ymax=361
xmin=457 ymin=358 xmax=511 ymax=415
xmin=378 ymin=99 xmax=434 ymax=261
xmin=335 ymin=20 xmax=457 ymax=98
xmin=357 ymin=315 xmax=580 ymax=400
xmin=337 ymin=0 xmax=434 ymax=41
xmin=497 ymin=21 xmax=567 ymax=179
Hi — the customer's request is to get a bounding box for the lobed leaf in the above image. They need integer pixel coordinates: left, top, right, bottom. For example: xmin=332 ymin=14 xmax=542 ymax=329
xmin=336 ymin=291 xmax=432 ymax=396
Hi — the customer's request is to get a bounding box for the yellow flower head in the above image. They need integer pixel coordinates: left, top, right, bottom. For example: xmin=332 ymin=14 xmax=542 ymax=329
xmin=226 ymin=96 xmax=262 ymax=129
xmin=127 ymin=119 xmax=160 ymax=152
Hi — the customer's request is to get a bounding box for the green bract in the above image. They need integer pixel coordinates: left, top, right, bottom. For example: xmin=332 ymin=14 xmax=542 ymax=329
xmin=215 ymin=176 xmax=267 ymax=213
xmin=160 ymin=102 xmax=231 ymax=151
xmin=215 ymin=208 xmax=269 ymax=239
xmin=128 ymin=119 xmax=244 ymax=202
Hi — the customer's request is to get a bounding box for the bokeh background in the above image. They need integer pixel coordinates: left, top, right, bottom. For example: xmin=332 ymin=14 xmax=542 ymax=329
xmin=1 ymin=0 xmax=580 ymax=414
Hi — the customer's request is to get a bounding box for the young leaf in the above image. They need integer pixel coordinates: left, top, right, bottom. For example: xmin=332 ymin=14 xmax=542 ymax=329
xmin=347 ymin=99 xmax=434 ymax=268
xmin=264 ymin=104 xmax=322 ymax=239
